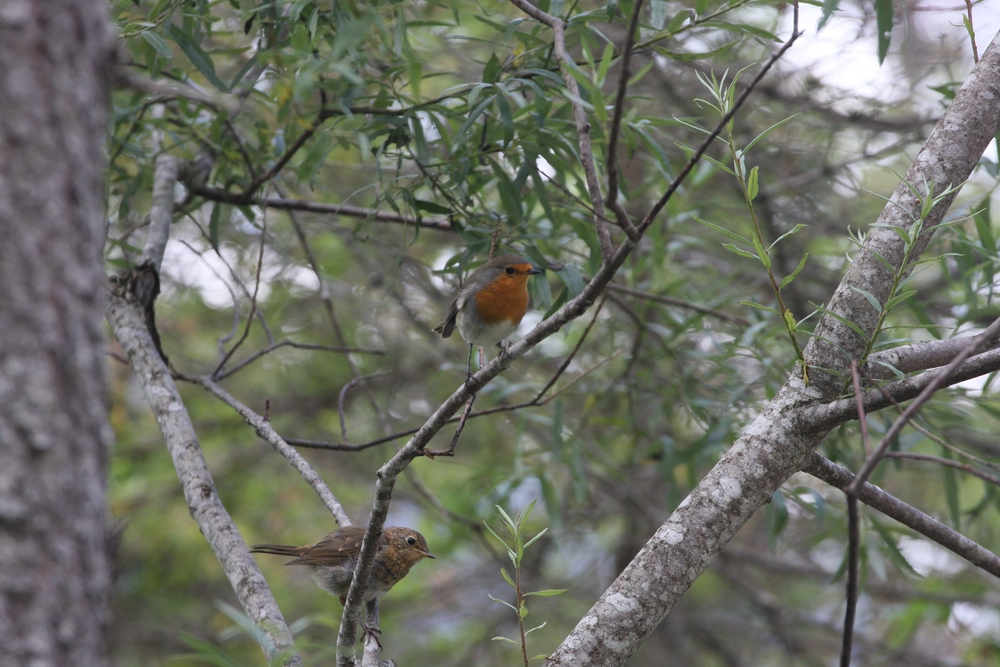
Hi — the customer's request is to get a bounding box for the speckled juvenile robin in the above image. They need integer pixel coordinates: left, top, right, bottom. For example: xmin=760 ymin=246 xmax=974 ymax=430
xmin=433 ymin=254 xmax=542 ymax=375
xmin=250 ymin=526 xmax=434 ymax=605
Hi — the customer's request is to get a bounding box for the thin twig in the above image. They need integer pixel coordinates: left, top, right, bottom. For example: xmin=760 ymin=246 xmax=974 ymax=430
xmin=840 ymin=495 xmax=859 ymax=667
xmin=637 ymin=1 xmax=801 ymax=235
xmin=288 ymin=347 xmax=620 ymax=453
xmin=422 ymin=392 xmax=477 ymax=458
xmin=509 ymin=0 xmax=614 ymax=260
xmin=216 ymin=340 xmax=386 ymax=381
xmin=192 ymin=186 xmax=455 ymax=230
xmin=848 ymin=315 xmax=1000 ymax=493
xmin=840 ymin=358 xmax=866 ymax=667
xmin=188 ymin=375 xmax=352 ymax=527
xmin=213 ymin=188 xmax=270 ymax=376
xmin=882 ymin=452 xmax=1000 ymax=487
xmin=339 ymin=373 xmax=392 ymax=444
xmin=603 ymin=0 xmax=644 ymax=241
xmin=607 ymin=283 xmax=748 ymax=326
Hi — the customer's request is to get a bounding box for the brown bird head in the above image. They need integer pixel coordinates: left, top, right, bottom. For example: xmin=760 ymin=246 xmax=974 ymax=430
xmin=383 ymin=526 xmax=435 ymax=570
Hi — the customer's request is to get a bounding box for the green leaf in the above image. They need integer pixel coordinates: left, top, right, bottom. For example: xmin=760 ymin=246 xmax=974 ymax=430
xmin=488 ymin=594 xmax=518 ymax=612
xmin=875 ymin=0 xmax=893 ymax=65
xmin=746 ymin=165 xmax=759 ymax=201
xmin=779 ymin=253 xmax=809 ymax=289
xmin=483 ymin=52 xmax=501 ymax=83
xmin=491 ymin=635 xmax=521 ymax=645
xmin=558 ymin=264 xmax=586 ymax=299
xmin=209 ymin=202 xmax=227 ymax=252
xmin=414 ymin=199 xmax=452 ymax=215
xmin=974 ymin=198 xmax=994 ymax=253
xmin=522 ymin=526 xmax=549 ymax=550
xmin=849 ymin=285 xmax=883 ymax=314
xmin=523 ymin=588 xmax=567 ymax=597
xmin=740 ymin=300 xmax=779 ymax=315
xmin=140 ymin=30 xmax=174 ymax=59
xmin=654 ymin=40 xmax=738 ymax=62
xmin=692 ymin=214 xmax=751 ymax=245
xmin=488 ymin=157 xmax=523 ymax=224
xmin=497 ymin=93 xmax=515 ymax=149
xmin=814 ymin=306 xmax=867 ymax=340
xmin=650 ymin=0 xmax=667 ymax=30
xmin=768 ymin=223 xmax=807 ymax=251
xmin=818 ymin=0 xmax=840 ymax=31
xmin=167 ymin=25 xmax=230 ymax=91
xmin=721 ymin=243 xmax=758 ymax=260
xmin=500 ymin=567 xmax=516 ymax=588
xmin=745 ymin=114 xmax=801 ymax=153
xmin=453 ymin=94 xmax=496 ymax=149
xmin=750 ymin=231 xmax=770 ymax=268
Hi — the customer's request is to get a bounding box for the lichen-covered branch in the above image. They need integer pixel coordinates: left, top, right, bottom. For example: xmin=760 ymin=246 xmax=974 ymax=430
xmin=106 ymin=288 xmax=301 ymax=666
xmin=544 ymin=30 xmax=1000 ymax=667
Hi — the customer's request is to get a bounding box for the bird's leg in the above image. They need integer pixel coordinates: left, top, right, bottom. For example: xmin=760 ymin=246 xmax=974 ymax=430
xmin=360 ymin=599 xmax=383 ymax=652
xmin=464 ymin=343 xmax=474 ymax=388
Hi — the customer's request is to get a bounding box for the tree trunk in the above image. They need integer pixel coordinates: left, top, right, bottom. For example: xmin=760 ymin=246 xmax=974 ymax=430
xmin=0 ymin=2 xmax=113 ymax=666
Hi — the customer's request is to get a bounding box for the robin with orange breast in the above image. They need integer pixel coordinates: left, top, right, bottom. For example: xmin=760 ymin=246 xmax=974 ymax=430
xmin=433 ymin=254 xmax=542 ymax=377
xmin=250 ymin=526 xmax=434 ymax=606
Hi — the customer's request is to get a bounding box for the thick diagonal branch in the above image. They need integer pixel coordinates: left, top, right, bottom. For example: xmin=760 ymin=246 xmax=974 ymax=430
xmin=544 ymin=30 xmax=1000 ymax=667
xmin=106 ymin=287 xmax=301 ymax=666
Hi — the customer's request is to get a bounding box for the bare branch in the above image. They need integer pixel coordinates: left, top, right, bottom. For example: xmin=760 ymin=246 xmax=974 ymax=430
xmin=803 ymin=453 xmax=1000 ymax=579
xmin=808 ymin=347 xmax=1000 ymax=429
xmin=509 ymin=0 xmax=615 ymax=260
xmin=604 ymin=0 xmax=644 ymax=241
xmin=607 ymin=283 xmax=748 ymax=325
xmin=882 ymin=451 xmax=1000 ymax=487
xmin=848 ymin=315 xmax=1000 ymax=492
xmin=188 ymin=375 xmax=352 ymax=528
xmin=865 ymin=330 xmax=1000 ymax=378
xmin=190 ymin=186 xmax=455 ymax=231
xmin=106 ymin=286 xmax=301 ymax=666
xmin=216 ymin=340 xmax=386 ymax=381
xmin=140 ymin=153 xmax=181 ymax=272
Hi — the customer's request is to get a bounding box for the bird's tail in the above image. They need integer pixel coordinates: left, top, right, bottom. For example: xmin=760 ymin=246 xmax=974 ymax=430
xmin=250 ymin=544 xmax=307 ymax=558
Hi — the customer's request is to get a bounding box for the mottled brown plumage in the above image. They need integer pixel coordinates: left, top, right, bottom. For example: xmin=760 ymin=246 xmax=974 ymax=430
xmin=250 ymin=526 xmax=434 ymax=605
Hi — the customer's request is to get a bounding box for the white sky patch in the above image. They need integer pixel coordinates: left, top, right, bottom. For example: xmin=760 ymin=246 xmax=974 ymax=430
xmin=950 ymin=601 xmax=1000 ymax=637
xmin=898 ymin=536 xmax=966 ymax=576
xmin=779 ymin=3 xmax=1000 ymax=106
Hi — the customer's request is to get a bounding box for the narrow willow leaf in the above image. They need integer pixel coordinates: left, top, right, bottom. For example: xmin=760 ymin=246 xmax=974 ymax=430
xmin=875 ymin=0 xmax=893 ymax=65
xmin=849 ymin=285 xmax=883 ymax=313
xmin=779 ymin=253 xmax=809 ymax=289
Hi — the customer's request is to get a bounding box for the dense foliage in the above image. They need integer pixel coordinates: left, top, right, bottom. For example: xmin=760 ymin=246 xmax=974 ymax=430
xmin=107 ymin=0 xmax=1000 ymax=665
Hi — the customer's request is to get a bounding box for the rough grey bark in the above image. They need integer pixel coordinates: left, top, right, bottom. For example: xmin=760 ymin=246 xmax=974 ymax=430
xmin=546 ymin=32 xmax=1000 ymax=667
xmin=0 ymin=2 xmax=114 ymax=666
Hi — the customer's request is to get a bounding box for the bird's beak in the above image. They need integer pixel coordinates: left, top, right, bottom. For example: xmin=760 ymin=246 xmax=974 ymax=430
xmin=528 ymin=267 xmax=542 ymax=275
xmin=420 ymin=549 xmax=436 ymax=559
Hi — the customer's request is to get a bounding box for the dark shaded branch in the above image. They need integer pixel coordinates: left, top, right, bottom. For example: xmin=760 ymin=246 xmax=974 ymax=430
xmin=803 ymin=453 xmax=1000 ymax=579
xmin=607 ymin=283 xmax=748 ymax=325
xmin=189 ymin=186 xmax=455 ymax=231
xmin=509 ymin=0 xmax=615 ymax=260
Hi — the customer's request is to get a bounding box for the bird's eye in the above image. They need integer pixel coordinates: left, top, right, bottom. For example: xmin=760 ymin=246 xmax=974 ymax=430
xmin=406 ymin=536 xmax=416 ymax=545
xmin=505 ymin=267 xmax=515 ymax=275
